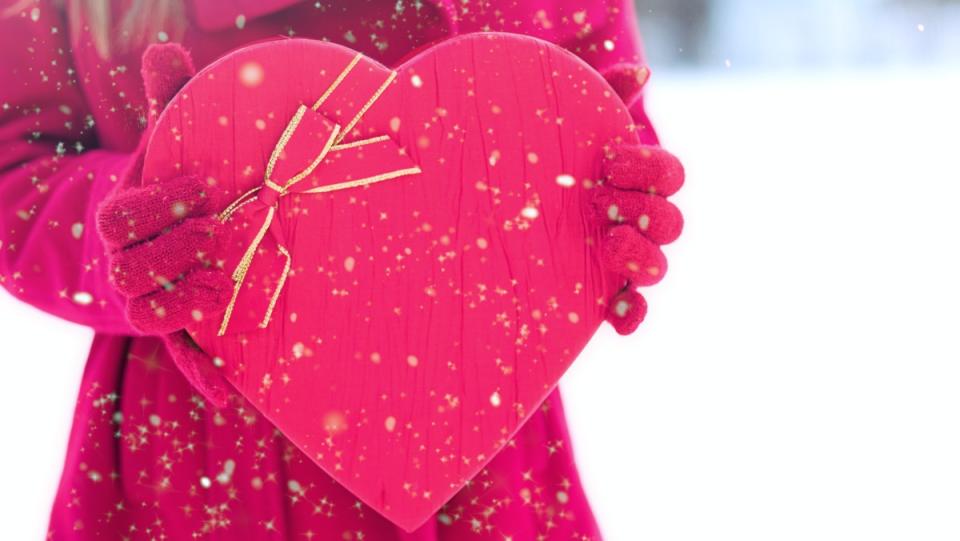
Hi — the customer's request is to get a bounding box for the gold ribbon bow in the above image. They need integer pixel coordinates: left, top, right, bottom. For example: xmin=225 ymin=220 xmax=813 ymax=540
xmin=216 ymin=54 xmax=421 ymax=336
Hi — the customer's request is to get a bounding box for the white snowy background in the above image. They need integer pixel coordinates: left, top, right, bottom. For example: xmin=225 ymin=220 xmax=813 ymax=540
xmin=2 ymin=1 xmax=960 ymax=539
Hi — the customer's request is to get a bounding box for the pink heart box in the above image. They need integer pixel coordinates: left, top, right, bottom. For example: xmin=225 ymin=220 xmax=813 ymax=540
xmin=143 ymin=33 xmax=638 ymax=530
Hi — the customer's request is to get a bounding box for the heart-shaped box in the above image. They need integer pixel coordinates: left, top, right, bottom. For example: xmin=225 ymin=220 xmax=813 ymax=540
xmin=143 ymin=33 xmax=638 ymax=530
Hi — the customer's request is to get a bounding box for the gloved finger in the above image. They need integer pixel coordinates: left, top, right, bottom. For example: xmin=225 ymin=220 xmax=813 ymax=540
xmin=606 ymin=287 xmax=648 ymax=335
xmin=592 ymin=186 xmax=684 ymax=245
xmin=141 ymin=43 xmax=196 ymax=127
xmin=601 ymin=225 xmax=667 ymax=286
xmin=603 ymin=145 xmax=685 ymax=196
xmin=97 ymin=176 xmax=212 ymax=248
xmin=127 ymin=268 xmax=232 ymax=335
xmin=162 ymin=331 xmax=232 ymax=408
xmin=602 ymin=63 xmax=650 ymax=105
xmin=109 ymin=217 xmax=221 ymax=298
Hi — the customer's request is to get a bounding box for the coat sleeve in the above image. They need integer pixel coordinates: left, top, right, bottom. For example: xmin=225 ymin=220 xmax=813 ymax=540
xmin=556 ymin=0 xmax=660 ymax=145
xmin=0 ymin=4 xmax=137 ymax=334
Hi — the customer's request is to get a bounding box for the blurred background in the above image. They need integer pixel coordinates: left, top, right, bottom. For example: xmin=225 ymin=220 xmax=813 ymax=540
xmin=636 ymin=0 xmax=960 ymax=69
xmin=2 ymin=1 xmax=959 ymax=539
xmin=567 ymin=0 xmax=960 ymax=540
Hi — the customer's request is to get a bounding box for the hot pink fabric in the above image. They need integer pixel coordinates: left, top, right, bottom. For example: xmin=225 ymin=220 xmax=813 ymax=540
xmin=0 ymin=1 xmax=666 ymax=539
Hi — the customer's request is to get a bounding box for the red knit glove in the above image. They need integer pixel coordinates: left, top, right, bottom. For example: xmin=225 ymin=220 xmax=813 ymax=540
xmin=597 ymin=64 xmax=685 ymax=335
xmin=96 ymin=44 xmax=232 ymax=407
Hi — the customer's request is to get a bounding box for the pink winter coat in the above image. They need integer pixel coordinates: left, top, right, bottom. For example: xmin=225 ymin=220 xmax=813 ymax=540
xmin=0 ymin=1 xmax=657 ymax=539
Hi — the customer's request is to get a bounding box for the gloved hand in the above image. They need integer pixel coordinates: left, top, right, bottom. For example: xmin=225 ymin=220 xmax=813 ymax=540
xmin=96 ymin=44 xmax=232 ymax=407
xmin=596 ymin=63 xmax=685 ymax=335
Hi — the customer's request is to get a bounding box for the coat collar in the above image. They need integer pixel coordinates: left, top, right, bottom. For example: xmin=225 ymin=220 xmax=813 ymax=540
xmin=188 ymin=0 xmax=458 ymax=34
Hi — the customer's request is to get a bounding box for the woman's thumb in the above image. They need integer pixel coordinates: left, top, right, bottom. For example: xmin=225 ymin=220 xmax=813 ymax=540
xmin=141 ymin=43 xmax=196 ymax=127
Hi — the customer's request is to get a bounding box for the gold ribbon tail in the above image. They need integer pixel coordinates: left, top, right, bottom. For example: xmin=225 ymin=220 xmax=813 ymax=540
xmin=262 ymin=245 xmax=292 ymax=329
xmin=218 ymin=206 xmax=277 ymax=336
